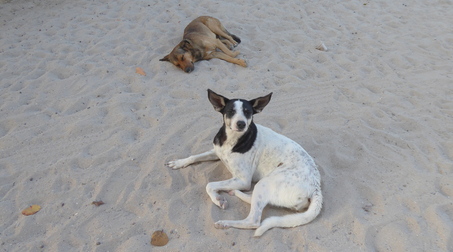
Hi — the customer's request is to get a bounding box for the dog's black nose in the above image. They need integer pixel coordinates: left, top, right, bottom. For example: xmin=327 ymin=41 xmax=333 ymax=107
xmin=184 ymin=66 xmax=194 ymax=73
xmin=237 ymin=121 xmax=246 ymax=130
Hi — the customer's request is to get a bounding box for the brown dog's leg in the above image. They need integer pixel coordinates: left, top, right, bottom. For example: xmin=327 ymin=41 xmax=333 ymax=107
xmin=206 ymin=51 xmax=247 ymax=67
xmin=220 ymin=39 xmax=234 ymax=50
xmin=215 ymin=40 xmax=241 ymax=58
xmin=204 ymin=18 xmax=240 ymax=46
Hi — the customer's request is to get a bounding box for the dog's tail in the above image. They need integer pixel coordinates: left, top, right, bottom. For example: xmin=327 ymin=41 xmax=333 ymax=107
xmin=254 ymin=188 xmax=322 ymax=237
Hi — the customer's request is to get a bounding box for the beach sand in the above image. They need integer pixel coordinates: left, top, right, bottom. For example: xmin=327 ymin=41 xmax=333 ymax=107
xmin=1 ymin=0 xmax=452 ymax=251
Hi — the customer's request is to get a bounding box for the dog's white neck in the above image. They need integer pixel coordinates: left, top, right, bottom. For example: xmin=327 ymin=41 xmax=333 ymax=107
xmin=224 ymin=125 xmax=246 ymax=146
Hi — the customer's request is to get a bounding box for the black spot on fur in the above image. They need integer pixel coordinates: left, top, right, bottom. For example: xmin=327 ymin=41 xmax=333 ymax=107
xmin=240 ymin=100 xmax=253 ymax=119
xmin=214 ymin=124 xmax=227 ymax=147
xmin=221 ymin=100 xmax=238 ymax=119
xmin=232 ymin=122 xmax=257 ymax=153
xmin=232 ymin=35 xmax=241 ymax=44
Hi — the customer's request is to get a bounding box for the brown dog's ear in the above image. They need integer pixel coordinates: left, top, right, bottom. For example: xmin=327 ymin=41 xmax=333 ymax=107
xmin=181 ymin=39 xmax=193 ymax=50
xmin=249 ymin=93 xmax=273 ymax=114
xmin=208 ymin=89 xmax=229 ymax=112
xmin=159 ymin=55 xmax=170 ymax=62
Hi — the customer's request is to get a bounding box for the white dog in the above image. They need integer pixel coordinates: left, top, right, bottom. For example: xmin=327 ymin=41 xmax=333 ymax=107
xmin=166 ymin=89 xmax=322 ymax=237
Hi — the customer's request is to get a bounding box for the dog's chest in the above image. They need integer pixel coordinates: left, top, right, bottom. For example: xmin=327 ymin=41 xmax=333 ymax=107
xmin=213 ymin=140 xmax=257 ymax=173
xmin=213 ymin=124 xmax=315 ymax=180
xmin=212 ymin=125 xmax=282 ymax=177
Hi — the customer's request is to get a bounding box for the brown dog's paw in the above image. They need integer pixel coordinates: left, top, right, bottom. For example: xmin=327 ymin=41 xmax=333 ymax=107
xmin=238 ymin=59 xmax=247 ymax=67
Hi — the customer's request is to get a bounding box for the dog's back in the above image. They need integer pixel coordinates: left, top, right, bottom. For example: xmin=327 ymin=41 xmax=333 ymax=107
xmin=250 ymin=124 xmax=322 ymax=236
xmin=248 ymin=124 xmax=319 ymax=183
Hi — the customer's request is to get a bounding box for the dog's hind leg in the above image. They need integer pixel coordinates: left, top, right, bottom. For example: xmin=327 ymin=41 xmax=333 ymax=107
xmin=207 ymin=51 xmax=247 ymax=67
xmin=219 ymin=39 xmax=234 ymax=50
xmin=214 ymin=26 xmax=241 ymax=46
xmin=214 ymin=40 xmax=241 ymax=58
xmin=215 ymin=182 xmax=270 ymax=230
xmin=206 ymin=177 xmax=251 ymax=209
xmin=232 ymin=190 xmax=252 ymax=204
xmin=204 ymin=18 xmax=240 ymax=46
xmin=166 ymin=149 xmax=219 ymax=169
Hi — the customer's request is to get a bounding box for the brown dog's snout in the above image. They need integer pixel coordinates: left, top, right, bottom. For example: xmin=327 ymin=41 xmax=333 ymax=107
xmin=184 ymin=65 xmax=194 ymax=73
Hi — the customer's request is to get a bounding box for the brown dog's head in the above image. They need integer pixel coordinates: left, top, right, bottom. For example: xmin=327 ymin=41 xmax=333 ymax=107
xmin=160 ymin=39 xmax=195 ymax=73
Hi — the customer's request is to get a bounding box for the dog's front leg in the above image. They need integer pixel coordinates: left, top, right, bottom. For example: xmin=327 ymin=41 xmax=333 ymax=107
xmin=206 ymin=52 xmax=247 ymax=67
xmin=206 ymin=177 xmax=251 ymax=209
xmin=166 ymin=149 xmax=219 ymax=169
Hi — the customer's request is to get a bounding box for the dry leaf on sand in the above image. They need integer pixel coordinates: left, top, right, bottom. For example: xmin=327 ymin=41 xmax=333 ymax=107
xmin=92 ymin=201 xmax=105 ymax=206
xmin=136 ymin=67 xmax=146 ymax=76
xmin=151 ymin=230 xmax=169 ymax=246
xmin=22 ymin=205 xmax=41 ymax=216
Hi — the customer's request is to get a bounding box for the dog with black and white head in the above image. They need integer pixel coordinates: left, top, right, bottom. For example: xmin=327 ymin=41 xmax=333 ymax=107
xmin=166 ymin=89 xmax=322 ymax=237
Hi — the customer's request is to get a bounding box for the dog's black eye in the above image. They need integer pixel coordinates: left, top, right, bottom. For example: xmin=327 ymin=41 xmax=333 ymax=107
xmin=243 ymin=108 xmax=251 ymax=117
xmin=226 ymin=109 xmax=235 ymax=117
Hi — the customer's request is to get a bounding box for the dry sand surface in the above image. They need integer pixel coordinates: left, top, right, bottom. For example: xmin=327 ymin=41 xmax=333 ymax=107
xmin=1 ymin=0 xmax=452 ymax=251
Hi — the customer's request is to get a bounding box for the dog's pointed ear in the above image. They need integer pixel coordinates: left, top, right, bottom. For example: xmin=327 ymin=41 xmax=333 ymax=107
xmin=249 ymin=92 xmax=273 ymax=114
xmin=208 ymin=89 xmax=229 ymax=112
xmin=159 ymin=54 xmax=170 ymax=62
xmin=181 ymin=39 xmax=193 ymax=50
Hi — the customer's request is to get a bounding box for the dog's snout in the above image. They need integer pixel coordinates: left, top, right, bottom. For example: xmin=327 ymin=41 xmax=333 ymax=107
xmin=184 ymin=66 xmax=194 ymax=73
xmin=237 ymin=121 xmax=246 ymax=130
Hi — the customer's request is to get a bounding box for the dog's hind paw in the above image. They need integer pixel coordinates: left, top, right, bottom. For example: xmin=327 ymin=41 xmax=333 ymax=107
xmin=216 ymin=196 xmax=228 ymax=210
xmin=214 ymin=220 xmax=230 ymax=229
xmin=232 ymin=35 xmax=241 ymax=45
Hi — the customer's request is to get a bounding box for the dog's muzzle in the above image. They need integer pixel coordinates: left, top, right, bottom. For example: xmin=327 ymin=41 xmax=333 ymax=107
xmin=184 ymin=65 xmax=194 ymax=73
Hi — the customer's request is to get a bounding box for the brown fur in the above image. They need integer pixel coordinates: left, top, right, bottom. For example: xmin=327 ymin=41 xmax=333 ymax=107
xmin=160 ymin=16 xmax=247 ymax=73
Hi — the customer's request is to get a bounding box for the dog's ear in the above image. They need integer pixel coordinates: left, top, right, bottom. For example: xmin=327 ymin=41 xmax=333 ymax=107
xmin=208 ymin=89 xmax=229 ymax=112
xmin=159 ymin=55 xmax=170 ymax=62
xmin=249 ymin=93 xmax=273 ymax=114
xmin=181 ymin=39 xmax=193 ymax=50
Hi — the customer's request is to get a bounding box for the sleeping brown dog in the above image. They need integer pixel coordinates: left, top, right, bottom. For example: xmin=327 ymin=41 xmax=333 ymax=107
xmin=159 ymin=16 xmax=247 ymax=73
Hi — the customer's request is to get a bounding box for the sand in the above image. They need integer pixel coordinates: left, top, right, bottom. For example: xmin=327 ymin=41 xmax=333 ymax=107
xmin=1 ymin=0 xmax=452 ymax=251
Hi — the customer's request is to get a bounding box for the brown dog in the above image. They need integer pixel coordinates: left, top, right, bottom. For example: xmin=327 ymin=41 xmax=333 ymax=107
xmin=160 ymin=16 xmax=247 ymax=73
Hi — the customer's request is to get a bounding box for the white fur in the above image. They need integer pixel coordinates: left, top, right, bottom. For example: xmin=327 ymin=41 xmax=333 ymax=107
xmin=166 ymin=96 xmax=322 ymax=237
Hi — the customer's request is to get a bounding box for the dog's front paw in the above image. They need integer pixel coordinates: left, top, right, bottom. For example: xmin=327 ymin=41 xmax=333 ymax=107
xmin=216 ymin=196 xmax=228 ymax=210
xmin=165 ymin=159 xmax=187 ymax=169
xmin=214 ymin=220 xmax=230 ymax=229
